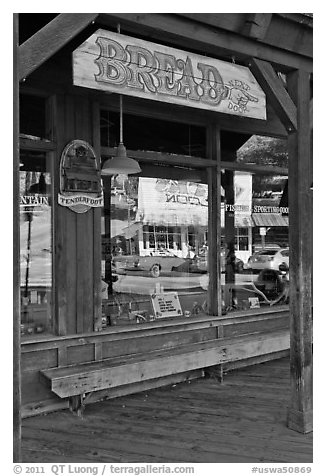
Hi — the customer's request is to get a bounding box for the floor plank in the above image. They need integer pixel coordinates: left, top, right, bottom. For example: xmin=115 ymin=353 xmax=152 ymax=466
xmin=22 ymin=357 xmax=312 ymax=463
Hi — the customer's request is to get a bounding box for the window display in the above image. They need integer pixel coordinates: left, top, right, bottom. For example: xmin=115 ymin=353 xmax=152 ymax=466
xmin=100 ymin=161 xmax=289 ymax=326
xmin=101 ymin=175 xmax=209 ymax=327
xmin=19 ymin=151 xmax=53 ymax=336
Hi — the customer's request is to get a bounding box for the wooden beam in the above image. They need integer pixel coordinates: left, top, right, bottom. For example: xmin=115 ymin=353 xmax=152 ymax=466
xmin=19 ymin=13 xmax=99 ymax=80
xmin=242 ymin=14 xmax=272 ymax=40
xmin=99 ymin=13 xmax=312 ymax=72
xmin=248 ymin=58 xmax=297 ymax=133
xmin=19 ymin=137 xmax=56 ymax=151
xmin=100 ymin=91 xmax=287 ymax=138
xmin=177 ymin=13 xmax=312 ymax=59
xmin=223 ymin=152 xmax=236 ymax=290
xmin=91 ymin=101 xmax=103 ymax=332
xmin=101 ymin=147 xmax=216 ymax=168
xmin=220 ymin=160 xmax=288 ymax=176
xmin=13 ymin=13 xmax=22 ymax=463
xmin=206 ymin=125 xmax=222 ymax=316
xmin=101 ymin=147 xmax=288 ymax=176
xmin=287 ymin=69 xmax=313 ymax=434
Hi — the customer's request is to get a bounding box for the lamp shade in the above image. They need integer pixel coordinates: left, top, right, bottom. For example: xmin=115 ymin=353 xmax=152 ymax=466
xmin=101 ymin=143 xmax=141 ymax=176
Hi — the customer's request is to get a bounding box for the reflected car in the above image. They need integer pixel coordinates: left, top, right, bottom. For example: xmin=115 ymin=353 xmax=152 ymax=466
xmin=188 ymin=248 xmax=244 ymax=274
xmin=244 ymin=248 xmax=289 ymax=273
xmin=112 ymin=248 xmax=187 ymax=278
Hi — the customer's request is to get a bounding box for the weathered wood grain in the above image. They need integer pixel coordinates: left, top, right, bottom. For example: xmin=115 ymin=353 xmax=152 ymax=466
xmin=206 ymin=124 xmax=222 ymax=315
xmin=19 ymin=13 xmax=99 ymax=80
xmin=22 ymin=358 xmax=312 ymax=463
xmin=21 ymin=309 xmax=290 ymax=416
xmin=248 ymin=58 xmax=297 ymax=132
xmin=13 ymin=13 xmax=21 ymax=462
xmin=73 ymin=29 xmax=266 ymax=120
xmin=242 ymin=14 xmax=273 ymax=40
xmin=41 ymin=330 xmax=289 ymax=398
xmin=98 ymin=13 xmax=312 ymax=72
xmin=287 ymin=69 xmax=313 ymax=434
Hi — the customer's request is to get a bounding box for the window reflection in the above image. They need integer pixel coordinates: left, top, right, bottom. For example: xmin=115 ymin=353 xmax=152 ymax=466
xmin=100 ymin=164 xmax=290 ymax=328
xmin=221 ymin=135 xmax=289 ymax=312
xmin=20 ymin=152 xmax=53 ymax=336
xmin=102 ymin=149 xmax=289 ymax=325
xmin=101 ymin=175 xmax=209 ymax=327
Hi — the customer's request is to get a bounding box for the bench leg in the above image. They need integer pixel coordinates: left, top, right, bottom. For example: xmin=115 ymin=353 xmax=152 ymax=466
xmin=205 ymin=364 xmax=225 ymax=383
xmin=69 ymin=395 xmax=85 ymax=417
xmin=69 ymin=392 xmax=94 ymax=416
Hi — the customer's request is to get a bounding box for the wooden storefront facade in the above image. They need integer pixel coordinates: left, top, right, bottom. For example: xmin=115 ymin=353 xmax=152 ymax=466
xmin=14 ymin=13 xmax=313 ymax=461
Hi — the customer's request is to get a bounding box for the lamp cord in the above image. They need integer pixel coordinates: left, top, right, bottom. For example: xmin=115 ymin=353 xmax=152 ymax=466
xmin=119 ymin=95 xmax=123 ymax=144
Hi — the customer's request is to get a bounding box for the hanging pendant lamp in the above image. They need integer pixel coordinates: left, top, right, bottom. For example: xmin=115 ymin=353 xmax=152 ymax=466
xmin=101 ymin=95 xmax=141 ymax=176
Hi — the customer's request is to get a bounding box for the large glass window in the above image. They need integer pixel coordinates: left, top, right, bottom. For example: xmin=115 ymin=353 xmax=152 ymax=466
xmin=19 ymin=150 xmax=53 ymax=337
xmin=220 ymin=135 xmax=289 ymax=313
xmin=99 ymin=110 xmax=290 ymax=328
xmin=101 ymin=174 xmax=209 ymax=327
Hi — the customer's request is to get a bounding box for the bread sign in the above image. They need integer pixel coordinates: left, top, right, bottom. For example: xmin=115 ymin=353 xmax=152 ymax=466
xmin=73 ymin=30 xmax=266 ymax=120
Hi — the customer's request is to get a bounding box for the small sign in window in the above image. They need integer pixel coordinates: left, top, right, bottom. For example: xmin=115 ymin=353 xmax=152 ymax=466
xmin=248 ymin=297 xmax=260 ymax=309
xmin=151 ymin=292 xmax=183 ymax=319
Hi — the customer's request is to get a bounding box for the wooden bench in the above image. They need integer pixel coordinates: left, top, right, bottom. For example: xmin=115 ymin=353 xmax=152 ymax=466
xmin=40 ymin=329 xmax=289 ymax=415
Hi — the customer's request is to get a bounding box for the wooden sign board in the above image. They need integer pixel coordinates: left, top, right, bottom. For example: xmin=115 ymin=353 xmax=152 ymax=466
xmin=73 ymin=30 xmax=266 ymax=120
xmin=151 ymin=292 xmax=183 ymax=319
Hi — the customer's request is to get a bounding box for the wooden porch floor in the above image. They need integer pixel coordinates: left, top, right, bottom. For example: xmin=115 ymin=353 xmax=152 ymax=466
xmin=21 ymin=357 xmax=312 ymax=463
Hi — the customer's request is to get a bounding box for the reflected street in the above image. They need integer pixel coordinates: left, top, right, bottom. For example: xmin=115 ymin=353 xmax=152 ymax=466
xmin=113 ymin=272 xmax=256 ymax=295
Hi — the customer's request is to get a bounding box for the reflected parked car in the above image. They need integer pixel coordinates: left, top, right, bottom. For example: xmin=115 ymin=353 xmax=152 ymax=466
xmin=244 ymin=248 xmax=289 ymax=273
xmin=188 ymin=247 xmax=244 ymax=274
xmin=112 ymin=248 xmax=187 ymax=278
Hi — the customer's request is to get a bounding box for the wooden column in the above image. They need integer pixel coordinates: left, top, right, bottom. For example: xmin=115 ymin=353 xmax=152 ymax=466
xmin=13 ymin=13 xmax=21 ymax=463
xmin=92 ymin=101 xmax=103 ymax=331
xmin=223 ymin=151 xmax=236 ymax=286
xmin=54 ymin=94 xmax=102 ymax=335
xmin=287 ymin=69 xmax=313 ymax=433
xmin=206 ymin=124 xmax=222 ymax=316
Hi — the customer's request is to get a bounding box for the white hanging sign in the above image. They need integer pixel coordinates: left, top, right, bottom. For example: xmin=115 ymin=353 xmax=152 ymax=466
xmin=73 ymin=30 xmax=266 ymax=120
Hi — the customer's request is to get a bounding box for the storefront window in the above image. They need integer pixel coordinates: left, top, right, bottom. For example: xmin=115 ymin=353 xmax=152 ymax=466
xmin=101 ymin=174 xmax=209 ymax=327
xmin=99 ymin=112 xmax=290 ymax=326
xmin=220 ymin=134 xmax=289 ymax=314
xmin=19 ymin=151 xmax=53 ymax=337
xmin=100 ymin=167 xmax=289 ymax=326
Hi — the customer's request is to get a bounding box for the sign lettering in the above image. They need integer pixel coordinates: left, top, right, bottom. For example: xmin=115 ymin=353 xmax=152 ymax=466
xmin=73 ymin=30 xmax=266 ymax=119
xmin=20 ymin=195 xmax=49 ymax=207
xmin=151 ymin=292 xmax=183 ymax=319
xmin=58 ymin=140 xmax=103 ymax=214
xmin=253 ymin=205 xmax=289 ymax=214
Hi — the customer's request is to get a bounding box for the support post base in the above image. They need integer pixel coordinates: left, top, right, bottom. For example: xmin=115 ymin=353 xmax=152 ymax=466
xmin=287 ymin=407 xmax=313 ymax=434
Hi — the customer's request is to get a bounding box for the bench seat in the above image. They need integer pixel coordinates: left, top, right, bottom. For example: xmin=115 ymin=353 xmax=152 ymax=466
xmin=40 ymin=329 xmax=289 ymax=410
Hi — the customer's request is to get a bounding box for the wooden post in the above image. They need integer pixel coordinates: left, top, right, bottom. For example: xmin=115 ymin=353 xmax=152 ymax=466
xmin=206 ymin=124 xmax=222 ymax=316
xmin=287 ymin=69 xmax=313 ymax=433
xmin=92 ymin=101 xmax=103 ymax=331
xmin=55 ymin=94 xmax=101 ymax=335
xmin=13 ymin=13 xmax=21 ymax=462
xmin=223 ymin=152 xmax=236 ymax=283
